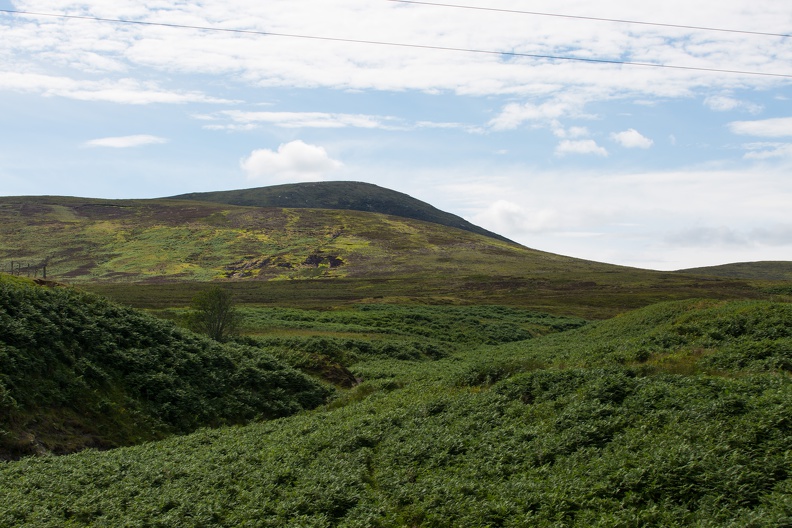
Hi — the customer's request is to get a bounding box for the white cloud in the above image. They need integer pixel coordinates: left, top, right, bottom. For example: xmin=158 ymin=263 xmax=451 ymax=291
xmin=198 ymin=110 xmax=473 ymax=132
xmin=555 ymin=139 xmax=608 ymax=157
xmin=742 ymin=142 xmax=792 ymax=160
xmin=565 ymin=126 xmax=590 ymax=139
xmin=0 ymin=72 xmax=234 ymax=105
xmin=216 ymin=111 xmax=399 ymax=130
xmin=489 ymin=101 xmax=583 ymax=131
xmin=472 ymin=200 xmax=562 ymax=234
xmin=665 ymin=226 xmax=750 ymax=247
xmin=84 ymin=135 xmax=169 ymax=148
xmin=729 ymin=117 xmax=792 ymax=137
xmin=666 ymin=225 xmax=792 ymax=248
xmin=704 ymin=95 xmax=762 ymax=114
xmin=415 ymin=120 xmax=470 ymax=131
xmin=611 ymin=129 xmax=653 ymax=149
xmin=240 ymin=140 xmax=343 ymax=182
xmin=551 ymin=122 xmax=590 ymax=139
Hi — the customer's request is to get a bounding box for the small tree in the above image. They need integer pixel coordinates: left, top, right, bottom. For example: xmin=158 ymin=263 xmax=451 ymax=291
xmin=187 ymin=286 xmax=240 ymax=342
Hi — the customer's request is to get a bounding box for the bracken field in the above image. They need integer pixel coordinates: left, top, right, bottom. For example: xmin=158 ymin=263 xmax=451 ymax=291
xmin=2 ymin=273 xmax=792 ymax=526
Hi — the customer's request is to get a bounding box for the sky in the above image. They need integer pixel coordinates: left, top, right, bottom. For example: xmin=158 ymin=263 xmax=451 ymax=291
xmin=1 ymin=0 xmax=791 ymax=271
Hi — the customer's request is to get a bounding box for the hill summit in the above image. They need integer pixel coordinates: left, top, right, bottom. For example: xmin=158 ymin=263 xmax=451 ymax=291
xmin=169 ymin=181 xmax=513 ymax=243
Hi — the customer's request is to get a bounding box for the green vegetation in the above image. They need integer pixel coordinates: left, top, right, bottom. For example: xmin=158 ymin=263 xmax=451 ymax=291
xmin=230 ymin=304 xmax=585 ymax=386
xmin=0 ymin=277 xmax=330 ymax=459
xmin=2 ymin=296 xmax=792 ymax=526
xmin=236 ymin=304 xmax=586 ymax=343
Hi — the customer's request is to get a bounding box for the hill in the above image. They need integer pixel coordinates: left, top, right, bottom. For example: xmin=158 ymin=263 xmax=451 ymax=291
xmin=679 ymin=261 xmax=792 ymax=281
xmin=168 ymin=181 xmax=513 ymax=243
xmin=0 ymin=192 xmax=775 ymax=318
xmin=2 ymin=298 xmax=791 ymax=526
xmin=0 ymin=275 xmax=330 ymax=459
xmin=0 ymin=193 xmax=591 ymax=287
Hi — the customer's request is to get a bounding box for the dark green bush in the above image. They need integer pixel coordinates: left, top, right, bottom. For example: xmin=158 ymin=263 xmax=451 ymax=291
xmin=0 ymin=281 xmax=331 ymax=457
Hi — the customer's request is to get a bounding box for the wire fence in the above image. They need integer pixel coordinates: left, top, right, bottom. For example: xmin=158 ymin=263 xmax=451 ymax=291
xmin=6 ymin=260 xmax=48 ymax=279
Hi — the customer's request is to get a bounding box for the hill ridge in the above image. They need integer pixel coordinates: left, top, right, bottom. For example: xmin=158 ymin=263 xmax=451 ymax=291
xmin=677 ymin=260 xmax=792 ymax=281
xmin=167 ymin=181 xmax=515 ymax=244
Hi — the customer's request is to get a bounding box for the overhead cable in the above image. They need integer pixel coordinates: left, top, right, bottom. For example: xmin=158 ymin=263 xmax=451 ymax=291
xmin=385 ymin=0 xmax=792 ymax=39
xmin=1 ymin=8 xmax=791 ymax=79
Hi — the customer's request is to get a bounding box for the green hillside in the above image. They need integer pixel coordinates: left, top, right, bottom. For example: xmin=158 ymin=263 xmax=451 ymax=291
xmin=2 ymin=299 xmax=791 ymax=526
xmin=0 ymin=194 xmax=583 ymax=285
xmin=0 ymin=193 xmax=775 ymax=318
xmin=680 ymin=261 xmax=792 ymax=281
xmin=169 ymin=181 xmax=513 ymax=242
xmin=0 ymin=276 xmax=330 ymax=459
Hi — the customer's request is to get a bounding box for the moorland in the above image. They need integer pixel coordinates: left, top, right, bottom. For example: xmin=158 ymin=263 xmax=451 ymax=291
xmin=1 ymin=182 xmax=791 ymax=526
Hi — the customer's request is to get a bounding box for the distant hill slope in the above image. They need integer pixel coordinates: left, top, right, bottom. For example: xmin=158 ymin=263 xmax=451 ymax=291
xmin=168 ymin=181 xmax=514 ymax=243
xmin=0 ymin=195 xmax=595 ymax=286
xmin=0 ymin=275 xmax=330 ymax=459
xmin=0 ymin=192 xmax=778 ymax=317
xmin=679 ymin=261 xmax=792 ymax=281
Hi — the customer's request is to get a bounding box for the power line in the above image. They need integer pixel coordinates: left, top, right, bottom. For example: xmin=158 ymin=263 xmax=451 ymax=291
xmin=386 ymin=0 xmax=792 ymax=39
xmin=2 ymin=8 xmax=792 ymax=79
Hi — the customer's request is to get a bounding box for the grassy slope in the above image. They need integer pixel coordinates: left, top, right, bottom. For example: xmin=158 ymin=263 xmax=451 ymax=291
xmin=0 ymin=275 xmax=330 ymax=459
xmin=0 ymin=195 xmax=776 ymax=319
xmin=1 ymin=299 xmax=791 ymax=526
xmin=168 ymin=181 xmax=513 ymax=243
xmin=0 ymin=195 xmax=591 ymax=285
xmin=680 ymin=261 xmax=792 ymax=281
